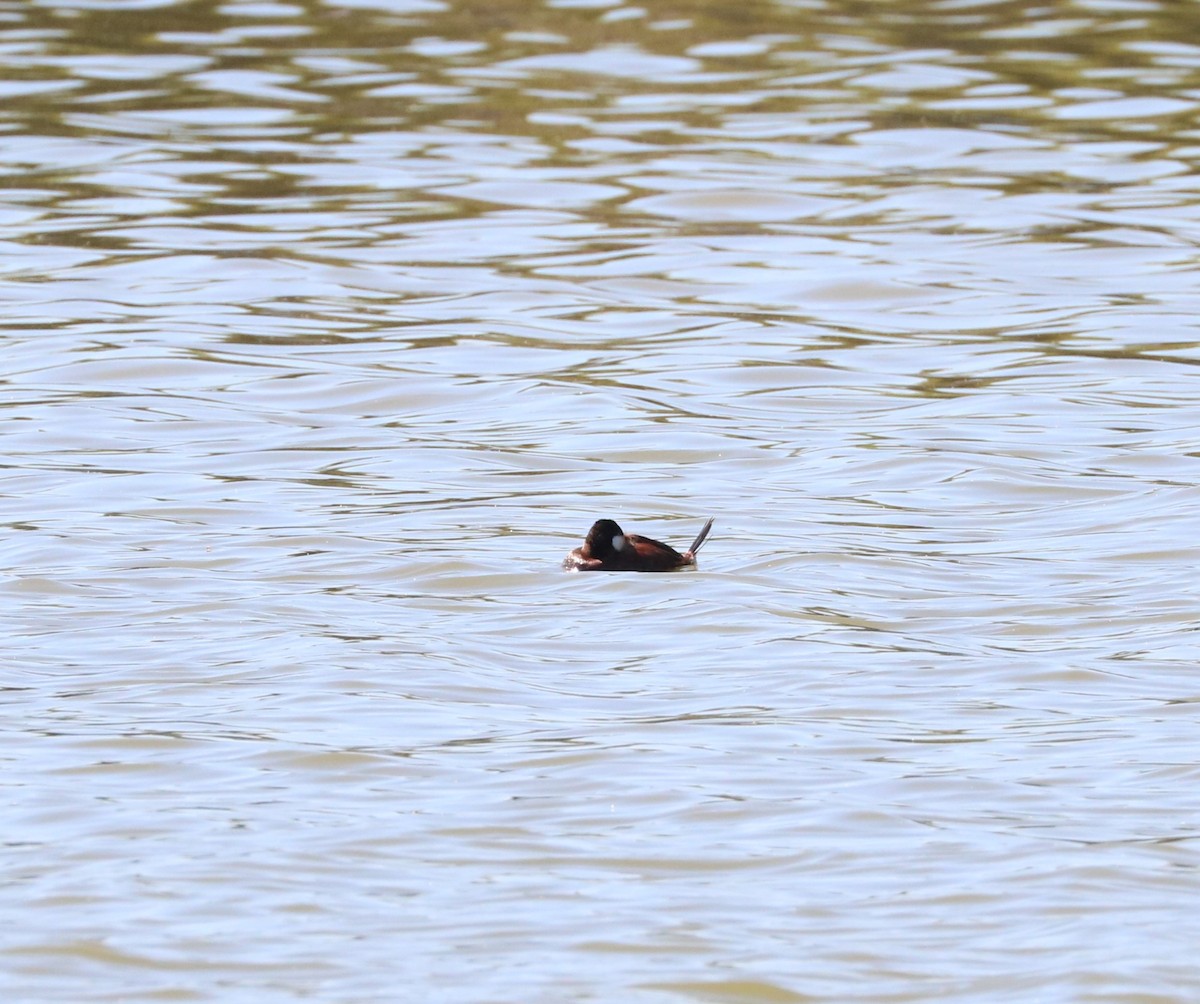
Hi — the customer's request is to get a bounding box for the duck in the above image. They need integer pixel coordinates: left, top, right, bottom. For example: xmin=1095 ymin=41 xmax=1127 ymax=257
xmin=563 ymin=517 xmax=714 ymax=572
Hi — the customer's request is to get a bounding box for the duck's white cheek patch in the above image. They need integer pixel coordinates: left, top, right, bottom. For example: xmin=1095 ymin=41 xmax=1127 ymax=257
xmin=612 ymin=535 xmax=626 ymax=551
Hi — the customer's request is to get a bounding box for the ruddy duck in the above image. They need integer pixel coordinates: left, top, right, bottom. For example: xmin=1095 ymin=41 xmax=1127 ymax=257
xmin=563 ymin=517 xmax=714 ymax=572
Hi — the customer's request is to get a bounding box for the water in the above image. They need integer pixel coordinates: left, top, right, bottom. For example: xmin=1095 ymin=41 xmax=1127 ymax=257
xmin=5 ymin=0 xmax=1200 ymax=1000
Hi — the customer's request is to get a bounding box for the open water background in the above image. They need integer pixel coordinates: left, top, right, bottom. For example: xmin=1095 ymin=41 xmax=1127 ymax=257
xmin=4 ymin=0 xmax=1200 ymax=1000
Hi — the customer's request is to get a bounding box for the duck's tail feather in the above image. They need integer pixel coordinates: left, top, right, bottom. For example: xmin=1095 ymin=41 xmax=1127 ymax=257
xmin=687 ymin=518 xmax=714 ymax=556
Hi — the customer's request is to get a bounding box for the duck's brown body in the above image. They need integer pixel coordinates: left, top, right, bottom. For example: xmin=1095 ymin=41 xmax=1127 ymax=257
xmin=563 ymin=518 xmax=714 ymax=572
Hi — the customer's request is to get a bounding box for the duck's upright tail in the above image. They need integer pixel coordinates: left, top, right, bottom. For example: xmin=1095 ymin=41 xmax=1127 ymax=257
xmin=686 ymin=518 xmax=714 ymax=557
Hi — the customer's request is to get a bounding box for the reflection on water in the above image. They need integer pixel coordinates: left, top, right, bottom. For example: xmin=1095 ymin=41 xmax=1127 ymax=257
xmin=5 ymin=0 xmax=1200 ymax=1001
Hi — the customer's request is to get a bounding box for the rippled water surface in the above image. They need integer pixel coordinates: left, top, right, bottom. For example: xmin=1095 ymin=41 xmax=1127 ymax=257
xmin=5 ymin=0 xmax=1200 ymax=1000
